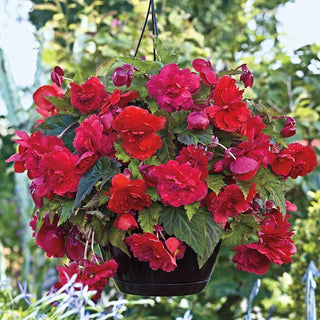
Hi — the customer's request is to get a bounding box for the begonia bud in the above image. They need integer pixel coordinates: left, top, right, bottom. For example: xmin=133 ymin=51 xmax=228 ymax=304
xmin=187 ymin=111 xmax=210 ymax=130
xmin=112 ymin=64 xmax=134 ymax=87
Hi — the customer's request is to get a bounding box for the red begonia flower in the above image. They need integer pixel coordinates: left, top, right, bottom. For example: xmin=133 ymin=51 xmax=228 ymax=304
xmin=113 ymin=106 xmax=166 ymax=160
xmin=203 ymin=185 xmax=249 ymax=227
xmin=287 ymin=143 xmax=317 ymax=178
xmin=176 ymin=145 xmax=210 ymax=179
xmin=192 ymin=58 xmax=219 ymax=86
xmin=153 ymin=160 xmax=208 ymax=207
xmin=114 ymin=213 xmax=138 ymax=231
xmin=107 ymin=173 xmax=152 ymax=214
xmin=33 ymin=83 xmax=64 ymax=119
xmin=232 ymin=243 xmax=270 ymax=275
xmin=125 ymin=233 xmax=177 ymax=272
xmin=73 ymin=114 xmax=117 ymax=157
xmin=35 ymin=214 xmax=67 ymax=258
xmin=70 ymin=77 xmax=108 ymax=114
xmin=206 ymin=76 xmax=251 ymax=132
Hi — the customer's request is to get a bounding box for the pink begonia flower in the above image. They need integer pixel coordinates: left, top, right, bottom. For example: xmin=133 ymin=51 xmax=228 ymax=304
xmin=146 ymin=63 xmax=201 ymax=112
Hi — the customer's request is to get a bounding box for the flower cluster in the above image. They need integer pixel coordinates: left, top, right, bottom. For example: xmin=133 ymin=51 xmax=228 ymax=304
xmin=7 ymin=52 xmax=317 ymax=295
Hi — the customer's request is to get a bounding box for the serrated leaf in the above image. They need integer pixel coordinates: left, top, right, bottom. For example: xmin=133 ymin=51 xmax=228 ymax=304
xmin=73 ymin=69 xmax=83 ymax=85
xmin=154 ymin=38 xmax=179 ymax=65
xmin=147 ymin=99 xmax=160 ymax=114
xmin=145 ymin=188 xmax=161 ymax=201
xmin=178 ymin=127 xmax=212 ymax=145
xmin=128 ymin=159 xmax=142 ymax=179
xmin=99 ymin=193 xmax=110 ymax=206
xmin=262 ymin=124 xmax=287 ymax=147
xmin=69 ymin=211 xmax=87 ymax=227
xmin=237 ymin=180 xmax=253 ymax=198
xmin=143 ymin=156 xmax=161 ymax=166
xmin=73 ymin=157 xmax=120 ymax=209
xmin=157 ymin=132 xmax=176 ymax=162
xmin=138 ymin=203 xmax=162 ymax=233
xmin=222 ymin=214 xmax=259 ymax=247
xmin=118 ymin=56 xmax=162 ymax=74
xmin=94 ymin=57 xmax=117 ymax=76
xmin=91 ymin=216 xmax=108 ymax=246
xmin=108 ymin=227 xmax=130 ymax=256
xmin=159 ymin=206 xmax=223 ymax=268
xmin=185 ymin=202 xmax=200 ymax=220
xmin=114 ymin=140 xmax=131 ymax=163
xmin=169 ymin=111 xmax=189 ymax=134
xmin=206 ymin=174 xmax=225 ymax=193
xmin=265 ymin=170 xmax=286 ymax=214
xmin=45 ymin=96 xmax=73 ymax=113
xmin=36 ymin=114 xmax=79 ymax=151
xmin=59 ymin=199 xmax=74 ymax=225
xmin=192 ymin=84 xmax=211 ymax=101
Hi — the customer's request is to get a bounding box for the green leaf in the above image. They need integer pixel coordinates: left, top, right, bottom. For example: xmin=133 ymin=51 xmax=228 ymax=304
xmin=169 ymin=111 xmax=189 ymax=134
xmin=138 ymin=203 xmax=162 ymax=233
xmin=45 ymin=96 xmax=73 ymax=114
xmin=160 ymin=206 xmax=223 ymax=268
xmin=237 ymin=181 xmax=253 ymax=198
xmin=262 ymin=124 xmax=287 ymax=147
xmin=147 ymin=99 xmax=160 ymax=114
xmin=145 ymin=188 xmax=161 ymax=201
xmin=73 ymin=69 xmax=83 ymax=85
xmin=98 ymin=193 xmax=110 ymax=206
xmin=246 ymin=168 xmax=267 ymax=200
xmin=73 ymin=157 xmax=121 ymax=209
xmin=217 ymin=69 xmax=242 ymax=77
xmin=247 ymin=168 xmax=286 ymax=214
xmin=154 ymin=38 xmax=179 ymax=65
xmin=94 ymin=57 xmax=117 ymax=77
xmin=91 ymin=216 xmax=108 ymax=246
xmin=59 ymin=199 xmax=74 ymax=226
xmin=114 ymin=140 xmax=131 ymax=163
xmin=118 ymin=56 xmax=162 ymax=74
xmin=157 ymin=132 xmax=176 ymax=163
xmin=177 ymin=127 xmax=212 ymax=145
xmin=143 ymin=156 xmax=161 ymax=166
xmin=192 ymin=83 xmax=211 ymax=101
xmin=206 ymin=174 xmax=225 ymax=193
xmin=108 ymin=227 xmax=130 ymax=256
xmin=222 ymin=214 xmax=259 ymax=247
xmin=265 ymin=169 xmax=286 ymax=214
xmin=36 ymin=114 xmax=79 ymax=151
xmin=185 ymin=202 xmax=200 ymax=221
xmin=128 ymin=159 xmax=142 ymax=179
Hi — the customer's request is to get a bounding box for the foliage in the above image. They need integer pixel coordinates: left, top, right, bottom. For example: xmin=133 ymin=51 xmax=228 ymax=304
xmin=0 ymin=0 xmax=318 ymax=319
xmin=288 ymin=190 xmax=320 ymax=319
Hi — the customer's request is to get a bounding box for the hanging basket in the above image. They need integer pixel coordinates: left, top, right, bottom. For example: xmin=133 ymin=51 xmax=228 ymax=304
xmin=111 ymin=241 xmax=221 ymax=296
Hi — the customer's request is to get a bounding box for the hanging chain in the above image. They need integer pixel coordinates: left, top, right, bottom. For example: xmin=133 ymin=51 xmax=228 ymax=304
xmin=133 ymin=0 xmax=158 ymax=60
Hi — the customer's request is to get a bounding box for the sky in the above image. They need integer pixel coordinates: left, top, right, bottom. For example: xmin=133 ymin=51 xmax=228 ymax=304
xmin=0 ymin=0 xmax=320 ymax=115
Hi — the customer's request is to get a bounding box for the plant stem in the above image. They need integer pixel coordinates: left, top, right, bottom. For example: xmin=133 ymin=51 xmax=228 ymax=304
xmin=58 ymin=121 xmax=78 ymax=138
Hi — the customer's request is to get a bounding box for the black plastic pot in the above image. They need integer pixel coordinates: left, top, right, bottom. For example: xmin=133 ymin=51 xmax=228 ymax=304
xmin=111 ymin=240 xmax=221 ymax=296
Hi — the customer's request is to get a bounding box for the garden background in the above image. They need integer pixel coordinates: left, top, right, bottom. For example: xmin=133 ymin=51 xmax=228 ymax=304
xmin=0 ymin=0 xmax=320 ymax=319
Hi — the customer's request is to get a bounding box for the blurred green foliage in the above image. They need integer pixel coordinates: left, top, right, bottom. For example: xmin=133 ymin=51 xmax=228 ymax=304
xmin=1 ymin=0 xmax=319 ymax=319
